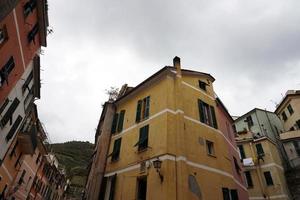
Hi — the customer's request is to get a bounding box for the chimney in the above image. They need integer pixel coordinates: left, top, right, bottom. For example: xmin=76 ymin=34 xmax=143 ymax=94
xmin=173 ymin=56 xmax=181 ymax=77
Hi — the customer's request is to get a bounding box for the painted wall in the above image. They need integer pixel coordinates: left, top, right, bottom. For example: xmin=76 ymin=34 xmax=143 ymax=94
xmin=277 ymin=97 xmax=300 ymax=131
xmin=100 ymin=66 xmax=248 ymax=200
xmin=236 ymin=138 xmax=290 ymax=199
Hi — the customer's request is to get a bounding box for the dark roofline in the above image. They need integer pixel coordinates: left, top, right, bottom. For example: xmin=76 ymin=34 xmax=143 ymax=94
xmin=115 ymin=66 xmax=215 ymax=103
xmin=234 ymin=108 xmax=275 ymax=122
xmin=275 ymin=93 xmax=300 ymax=114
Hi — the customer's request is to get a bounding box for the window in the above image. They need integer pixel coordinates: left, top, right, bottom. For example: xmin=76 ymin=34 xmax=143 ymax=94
xmin=6 ymin=115 xmax=23 ymax=142
xmin=111 ymin=110 xmax=126 ymax=134
xmin=287 ymin=104 xmax=294 ymax=115
xmin=22 ymin=71 xmax=33 ymax=93
xmin=0 ymin=98 xmax=20 ymax=128
xmin=245 ymin=115 xmax=254 ymax=127
xmin=24 ymin=0 xmax=37 ymax=17
xmin=255 ymin=143 xmax=265 ymax=157
xmin=18 ymin=170 xmax=26 ymax=185
xmin=14 ymin=152 xmax=23 ymax=168
xmin=9 ymin=141 xmax=18 ymax=158
xmin=296 ymin=120 xmax=300 ymax=129
xmin=282 ymin=111 xmax=287 ymax=121
xmin=137 ymin=177 xmax=147 ymax=200
xmin=206 ymin=140 xmax=215 ymax=156
xmin=263 ymin=171 xmax=274 ymax=186
xmin=109 ymin=174 xmax=117 ymax=200
xmin=290 ymin=127 xmax=295 ymax=131
xmin=230 ymin=190 xmax=238 ymax=200
xmin=198 ymin=80 xmax=206 ymax=91
xmin=244 ymin=171 xmax=253 ymax=188
xmin=238 ymin=145 xmax=246 ymax=160
xmin=134 ymin=125 xmax=149 ymax=151
xmin=136 ymin=96 xmax=150 ymax=122
xmin=222 ymin=188 xmax=230 ymax=200
xmin=233 ymin=157 xmax=241 ymax=174
xmin=0 ymin=25 xmax=8 ymax=46
xmin=293 ymin=141 xmax=300 ymax=157
xmin=110 ymin=138 xmax=122 ymax=162
xmin=198 ymin=99 xmax=218 ymax=129
xmin=27 ymin=23 xmax=39 ymax=43
xmin=222 ymin=188 xmax=238 ymax=200
xmin=0 ymin=56 xmax=15 ymax=87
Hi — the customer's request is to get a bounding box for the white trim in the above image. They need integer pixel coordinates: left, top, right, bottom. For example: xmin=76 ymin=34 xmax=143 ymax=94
xmin=13 ymin=9 xmax=26 ymax=69
xmin=23 ymin=160 xmax=36 ymax=175
xmin=112 ymin=109 xmax=183 ymax=139
xmin=1 ymin=164 xmax=13 ymax=181
xmin=111 ymin=108 xmax=239 ymax=154
xmin=105 ymin=154 xmax=247 ymax=191
xmin=183 ymin=115 xmax=239 ymax=153
xmin=260 ymin=163 xmax=284 ymax=171
xmin=250 ymin=194 xmax=289 ymax=200
xmin=181 ymin=81 xmax=215 ymax=100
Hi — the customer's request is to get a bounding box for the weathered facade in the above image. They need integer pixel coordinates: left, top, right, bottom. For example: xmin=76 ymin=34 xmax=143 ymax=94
xmin=275 ymin=90 xmax=300 ymax=199
xmin=86 ymin=57 xmax=248 ymax=200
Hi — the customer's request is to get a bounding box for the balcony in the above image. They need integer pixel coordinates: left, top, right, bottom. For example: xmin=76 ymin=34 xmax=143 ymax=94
xmin=18 ymin=120 xmax=38 ymax=154
xmin=280 ymin=130 xmax=300 ymax=141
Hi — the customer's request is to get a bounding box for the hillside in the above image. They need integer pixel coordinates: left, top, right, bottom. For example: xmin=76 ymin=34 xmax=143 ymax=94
xmin=50 ymin=141 xmax=94 ymax=197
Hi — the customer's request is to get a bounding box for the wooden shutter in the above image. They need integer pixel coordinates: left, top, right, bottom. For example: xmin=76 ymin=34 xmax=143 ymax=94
xmin=6 ymin=115 xmax=23 ymax=142
xmin=255 ymin=143 xmax=264 ymax=156
xmin=210 ymin=105 xmax=218 ymax=129
xmin=112 ymin=138 xmax=121 ymax=161
xmin=111 ymin=113 xmax=119 ymax=134
xmin=198 ymin=99 xmax=205 ymax=123
xmin=136 ymin=100 xmax=142 ymax=122
xmin=117 ymin=110 xmax=125 ymax=133
xmin=1 ymin=98 xmax=20 ymax=127
xmin=144 ymin=96 xmax=150 ymax=118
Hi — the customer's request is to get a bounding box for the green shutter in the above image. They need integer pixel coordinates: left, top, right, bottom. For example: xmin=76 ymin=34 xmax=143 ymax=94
xmin=210 ymin=105 xmax=218 ymax=129
xmin=111 ymin=113 xmax=119 ymax=134
xmin=255 ymin=143 xmax=264 ymax=156
xmin=134 ymin=125 xmax=149 ymax=150
xmin=144 ymin=96 xmax=150 ymax=118
xmin=198 ymin=99 xmax=205 ymax=123
xmin=117 ymin=110 xmax=125 ymax=133
xmin=112 ymin=138 xmax=121 ymax=161
xmin=1 ymin=98 xmax=20 ymax=127
xmin=136 ymin=100 xmax=142 ymax=122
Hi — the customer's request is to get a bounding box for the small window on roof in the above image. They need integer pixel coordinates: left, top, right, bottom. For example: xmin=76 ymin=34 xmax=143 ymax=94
xmin=198 ymin=80 xmax=206 ymax=91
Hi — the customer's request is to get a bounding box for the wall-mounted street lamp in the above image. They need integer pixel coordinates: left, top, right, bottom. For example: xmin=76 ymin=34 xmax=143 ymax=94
xmin=153 ymin=158 xmax=164 ymax=183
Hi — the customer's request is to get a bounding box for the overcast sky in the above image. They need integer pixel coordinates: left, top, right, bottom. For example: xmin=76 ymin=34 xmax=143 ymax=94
xmin=36 ymin=0 xmax=300 ymax=143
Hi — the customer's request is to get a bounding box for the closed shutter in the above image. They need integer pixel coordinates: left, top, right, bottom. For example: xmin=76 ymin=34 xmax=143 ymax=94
xmin=111 ymin=138 xmax=122 ymax=161
xmin=210 ymin=105 xmax=218 ymax=129
xmin=134 ymin=125 xmax=149 ymax=151
xmin=136 ymin=100 xmax=142 ymax=122
xmin=198 ymin=99 xmax=205 ymax=123
xmin=255 ymin=143 xmax=264 ymax=157
xmin=117 ymin=110 xmax=125 ymax=133
xmin=6 ymin=115 xmax=23 ymax=142
xmin=111 ymin=113 xmax=119 ymax=134
xmin=144 ymin=96 xmax=150 ymax=118
xmin=238 ymin=145 xmax=246 ymax=159
xmin=0 ymin=98 xmax=20 ymax=127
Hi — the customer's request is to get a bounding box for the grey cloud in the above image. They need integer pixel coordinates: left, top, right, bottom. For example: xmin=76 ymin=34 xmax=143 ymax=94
xmin=38 ymin=0 xmax=300 ymax=142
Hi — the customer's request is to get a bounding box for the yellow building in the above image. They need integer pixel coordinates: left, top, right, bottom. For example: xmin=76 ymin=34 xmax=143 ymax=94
xmin=86 ymin=57 xmax=248 ymax=200
xmin=235 ymin=131 xmax=290 ymax=200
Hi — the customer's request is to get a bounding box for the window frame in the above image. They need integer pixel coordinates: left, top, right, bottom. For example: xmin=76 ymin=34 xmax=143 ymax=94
xmin=134 ymin=125 xmax=149 ymax=152
xmin=198 ymin=80 xmax=207 ymax=91
xmin=287 ymin=104 xmax=294 ymax=115
xmin=244 ymin=171 xmax=253 ymax=188
xmin=263 ymin=171 xmax=274 ymax=186
xmin=282 ymin=111 xmax=287 ymax=121
xmin=135 ymin=96 xmax=150 ymax=123
xmin=136 ymin=176 xmax=147 ymax=200
xmin=255 ymin=143 xmax=265 ymax=157
xmin=111 ymin=138 xmax=122 ymax=162
xmin=206 ymin=140 xmax=215 ymax=156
